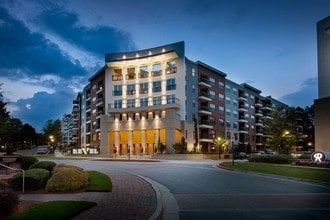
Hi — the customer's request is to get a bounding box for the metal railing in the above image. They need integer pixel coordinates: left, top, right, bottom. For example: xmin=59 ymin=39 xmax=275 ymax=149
xmin=0 ymin=163 xmax=25 ymax=193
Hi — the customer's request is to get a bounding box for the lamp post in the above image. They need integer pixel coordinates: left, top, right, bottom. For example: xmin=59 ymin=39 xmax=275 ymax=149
xmin=217 ymin=137 xmax=221 ymax=159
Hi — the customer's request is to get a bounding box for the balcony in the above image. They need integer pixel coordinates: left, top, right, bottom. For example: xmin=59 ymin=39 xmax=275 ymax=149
xmin=199 ymin=120 xmax=214 ymax=129
xmin=96 ymin=98 xmax=103 ymax=106
xmin=96 ymin=86 xmax=103 ymax=94
xmin=166 ymin=66 xmax=177 ymax=75
xmin=199 ymin=91 xmax=212 ymax=101
xmin=255 ymin=122 xmax=263 ymax=127
xmin=238 ymin=128 xmax=248 ymax=134
xmin=255 ymin=112 xmax=263 ymax=117
xmin=238 ymin=106 xmax=248 ymax=112
xmin=255 ymin=102 xmax=263 ymax=107
xmin=198 ymin=78 xmax=212 ymax=88
xmin=112 ymin=75 xmax=123 ymax=81
xmin=238 ymin=116 xmax=248 ymax=123
xmin=263 ymin=115 xmax=273 ymax=120
xmin=199 ymin=134 xmax=214 ymax=143
xmin=262 ymin=105 xmax=273 ymax=111
xmin=108 ymin=98 xmax=180 ymax=113
xmin=199 ymin=106 xmax=212 ymax=115
xmin=238 ymin=96 xmax=248 ymax=102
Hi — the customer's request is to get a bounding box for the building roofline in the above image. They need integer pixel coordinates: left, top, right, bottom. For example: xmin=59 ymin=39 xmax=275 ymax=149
xmin=241 ymin=83 xmax=262 ymax=94
xmin=105 ymin=41 xmax=185 ymax=62
xmin=196 ymin=60 xmax=227 ymax=77
xmin=88 ymin=66 xmax=106 ymax=81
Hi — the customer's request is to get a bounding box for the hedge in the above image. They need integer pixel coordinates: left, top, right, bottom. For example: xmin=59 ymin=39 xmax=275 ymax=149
xmin=0 ymin=179 xmax=10 ymax=189
xmin=248 ymin=155 xmax=290 ymax=164
xmin=29 ymin=161 xmax=57 ymax=172
xmin=16 ymin=156 xmax=38 ymax=170
xmin=9 ymin=168 xmax=50 ymax=191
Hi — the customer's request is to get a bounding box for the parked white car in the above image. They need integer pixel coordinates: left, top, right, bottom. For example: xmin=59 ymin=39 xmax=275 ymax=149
xmin=36 ymin=145 xmax=49 ymax=154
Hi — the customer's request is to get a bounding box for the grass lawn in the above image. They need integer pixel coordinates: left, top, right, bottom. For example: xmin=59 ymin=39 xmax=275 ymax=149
xmin=220 ymin=162 xmax=330 ymax=183
xmin=6 ymin=201 xmax=96 ymax=220
xmin=87 ymin=171 xmax=112 ymax=192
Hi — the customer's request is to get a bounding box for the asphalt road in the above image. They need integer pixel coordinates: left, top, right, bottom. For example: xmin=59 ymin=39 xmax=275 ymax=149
xmin=51 ymin=159 xmax=330 ymax=220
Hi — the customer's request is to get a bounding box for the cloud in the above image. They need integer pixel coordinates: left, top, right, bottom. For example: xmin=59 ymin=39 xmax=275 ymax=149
xmin=0 ymin=6 xmax=88 ymax=78
xmin=11 ymin=90 xmax=76 ymax=132
xmin=280 ymin=77 xmax=317 ymax=107
xmin=36 ymin=3 xmax=136 ymax=55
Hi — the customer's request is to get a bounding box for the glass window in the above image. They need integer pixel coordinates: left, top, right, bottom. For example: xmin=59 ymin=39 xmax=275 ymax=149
xmin=127 ymin=84 xmax=136 ymax=95
xmin=219 ymin=106 xmax=224 ymax=114
xmin=153 ymin=81 xmax=162 ymax=92
xmin=166 ymin=60 xmax=177 ymax=74
xmin=114 ymin=100 xmax=122 ymax=109
xmin=209 ymin=104 xmax=215 ymax=112
xmin=140 ymin=83 xmax=148 ymax=94
xmin=219 ymin=94 xmax=224 ymax=101
xmin=112 ymin=69 xmax=123 ymax=81
xmin=209 ymin=91 xmax=215 ymax=99
xmin=192 ymin=68 xmax=195 ymax=77
xmin=140 ymin=98 xmax=148 ymax=107
xmin=153 ymin=96 xmax=162 ymax=106
xmin=209 ymin=77 xmax=215 ymax=85
xmin=167 ymin=94 xmax=176 ymax=104
xmin=139 ymin=66 xmax=149 ymax=78
xmin=113 ymin=85 xmax=122 ymax=96
xmin=152 ymin=64 xmax=162 ymax=76
xmin=127 ymin=68 xmax=136 ymax=80
xmin=166 ymin=78 xmax=176 ymax=90
xmin=219 ymin=81 xmax=224 ymax=89
xmin=127 ymin=99 xmax=135 ymax=108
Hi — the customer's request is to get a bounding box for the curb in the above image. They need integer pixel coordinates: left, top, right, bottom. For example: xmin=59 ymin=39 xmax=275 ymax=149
xmin=217 ymin=165 xmax=234 ymax=171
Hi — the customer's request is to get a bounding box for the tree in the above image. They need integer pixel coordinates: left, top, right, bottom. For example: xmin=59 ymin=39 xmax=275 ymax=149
xmin=42 ymin=119 xmax=62 ymax=145
xmin=214 ymin=136 xmax=229 ymax=154
xmin=0 ymin=83 xmax=10 ymax=146
xmin=263 ymin=105 xmax=298 ymax=154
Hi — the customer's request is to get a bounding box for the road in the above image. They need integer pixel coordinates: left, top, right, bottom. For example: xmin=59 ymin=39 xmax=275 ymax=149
xmin=48 ymin=159 xmax=330 ymax=220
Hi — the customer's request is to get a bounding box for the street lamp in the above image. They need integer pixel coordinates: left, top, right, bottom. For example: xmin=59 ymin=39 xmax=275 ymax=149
xmin=218 ymin=137 xmax=221 ymax=159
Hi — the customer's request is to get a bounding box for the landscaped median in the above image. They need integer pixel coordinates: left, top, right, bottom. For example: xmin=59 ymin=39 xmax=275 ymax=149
xmin=1 ymin=157 xmax=112 ymax=219
xmin=219 ymin=161 xmax=330 ymax=184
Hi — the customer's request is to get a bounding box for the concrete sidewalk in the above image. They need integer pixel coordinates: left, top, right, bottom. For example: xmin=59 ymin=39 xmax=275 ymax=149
xmin=20 ymin=170 xmax=159 ymax=220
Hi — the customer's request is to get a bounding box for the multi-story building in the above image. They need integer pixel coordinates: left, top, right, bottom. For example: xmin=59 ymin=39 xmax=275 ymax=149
xmin=61 ymin=114 xmax=73 ymax=146
xmin=315 ymin=16 xmax=330 ymax=153
xmin=71 ymin=41 xmax=288 ymax=156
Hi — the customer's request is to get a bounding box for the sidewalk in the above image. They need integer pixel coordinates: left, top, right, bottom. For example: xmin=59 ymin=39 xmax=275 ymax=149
xmin=20 ymin=169 xmax=159 ymax=220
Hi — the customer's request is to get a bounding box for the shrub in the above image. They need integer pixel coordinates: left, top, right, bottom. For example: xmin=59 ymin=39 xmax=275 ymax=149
xmin=248 ymin=155 xmax=290 ymax=164
xmin=52 ymin=164 xmax=83 ymax=175
xmin=29 ymin=161 xmax=56 ymax=172
xmin=0 ymin=189 xmax=19 ymax=217
xmin=46 ymin=167 xmax=88 ymax=192
xmin=296 ymin=160 xmax=330 ymax=168
xmin=16 ymin=156 xmax=38 ymax=170
xmin=9 ymin=168 xmax=50 ymax=191
xmin=0 ymin=179 xmax=10 ymax=189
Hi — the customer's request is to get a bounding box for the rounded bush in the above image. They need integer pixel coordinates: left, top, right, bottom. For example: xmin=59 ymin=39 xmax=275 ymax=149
xmin=16 ymin=156 xmax=38 ymax=170
xmin=52 ymin=164 xmax=83 ymax=175
xmin=0 ymin=179 xmax=10 ymax=189
xmin=0 ymin=189 xmax=19 ymax=217
xmin=29 ymin=161 xmax=56 ymax=172
xmin=9 ymin=168 xmax=50 ymax=191
xmin=248 ymin=155 xmax=290 ymax=164
xmin=46 ymin=168 xmax=88 ymax=192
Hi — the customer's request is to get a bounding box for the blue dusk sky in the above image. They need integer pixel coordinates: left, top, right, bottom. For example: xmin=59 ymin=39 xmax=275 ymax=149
xmin=0 ymin=0 xmax=329 ymax=132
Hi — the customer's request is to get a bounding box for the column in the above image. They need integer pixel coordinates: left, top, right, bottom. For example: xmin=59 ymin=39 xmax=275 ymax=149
xmin=142 ymin=130 xmax=146 ymax=155
xmin=114 ymin=131 xmax=119 ymax=155
xmin=128 ymin=130 xmax=133 ymax=155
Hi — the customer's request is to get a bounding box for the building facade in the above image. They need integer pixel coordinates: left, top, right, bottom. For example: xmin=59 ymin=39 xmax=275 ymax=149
xmin=315 ymin=16 xmax=330 ymax=153
xmin=71 ymin=41 xmax=288 ymax=156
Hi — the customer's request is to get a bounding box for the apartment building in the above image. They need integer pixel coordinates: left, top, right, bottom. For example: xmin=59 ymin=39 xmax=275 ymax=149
xmin=71 ymin=41 xmax=288 ymax=155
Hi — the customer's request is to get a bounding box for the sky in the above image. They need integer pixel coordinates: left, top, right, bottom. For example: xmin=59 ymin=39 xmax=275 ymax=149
xmin=0 ymin=0 xmax=329 ymax=132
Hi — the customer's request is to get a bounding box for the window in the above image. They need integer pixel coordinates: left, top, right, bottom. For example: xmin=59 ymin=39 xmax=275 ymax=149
xmin=127 ymin=68 xmax=135 ymax=80
xmin=233 ymin=122 xmax=238 ymax=129
xmin=140 ymin=83 xmax=148 ymax=94
xmin=219 ymin=81 xmax=224 ymax=89
xmin=127 ymin=84 xmax=136 ymax=95
xmin=152 ymin=64 xmax=162 ymax=76
xmin=114 ymin=100 xmax=122 ymax=109
xmin=127 ymin=99 xmax=135 ymax=108
xmin=153 ymin=96 xmax=161 ymax=106
xmin=209 ymin=104 xmax=215 ymax=112
xmin=219 ymin=118 xmax=224 ymax=126
xmin=140 ymin=98 xmax=148 ymax=107
xmin=112 ymin=69 xmax=123 ymax=81
xmin=226 ymin=109 xmax=231 ymax=116
xmin=153 ymin=81 xmax=161 ymax=92
xmin=166 ymin=60 xmax=177 ymax=74
xmin=192 ymin=68 xmax=195 ymax=77
xmin=226 ymin=120 xmax=231 ymax=128
xmin=209 ymin=91 xmax=215 ymax=99
xmin=166 ymin=78 xmax=176 ymax=90
xmin=192 ymin=85 xmax=196 ymax=93
xmin=113 ymin=85 xmax=122 ymax=96
xmin=167 ymin=94 xmax=176 ymax=104
xmin=226 ymin=85 xmax=231 ymax=92
xmin=209 ymin=77 xmax=215 ymax=85
xmin=139 ymin=66 xmax=149 ymax=78
xmin=219 ymin=106 xmax=224 ymax=114
xmin=219 ymin=94 xmax=224 ymax=101
xmin=226 ymin=96 xmax=231 ymax=104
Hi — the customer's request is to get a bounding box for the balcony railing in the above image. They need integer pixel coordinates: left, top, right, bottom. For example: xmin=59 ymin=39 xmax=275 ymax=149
xmin=166 ymin=66 xmax=177 ymax=74
xmin=108 ymin=98 xmax=180 ymax=112
xmin=112 ymin=75 xmax=123 ymax=81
